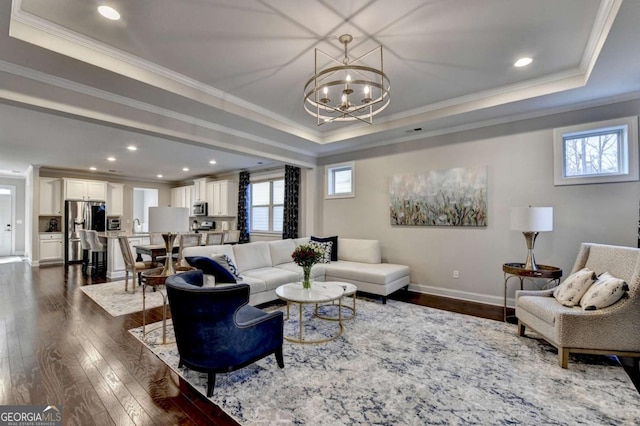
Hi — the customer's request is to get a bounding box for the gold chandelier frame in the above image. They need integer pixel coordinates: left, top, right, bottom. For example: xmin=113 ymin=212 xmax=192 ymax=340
xmin=303 ymin=34 xmax=391 ymax=125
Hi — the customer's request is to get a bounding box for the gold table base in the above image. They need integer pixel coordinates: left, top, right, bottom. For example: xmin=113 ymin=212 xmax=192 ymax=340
xmin=284 ymin=298 xmax=344 ymax=344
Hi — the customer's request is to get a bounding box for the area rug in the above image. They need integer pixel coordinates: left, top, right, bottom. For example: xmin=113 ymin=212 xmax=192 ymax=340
xmin=130 ymin=299 xmax=640 ymax=425
xmin=80 ymin=281 xmax=165 ymax=316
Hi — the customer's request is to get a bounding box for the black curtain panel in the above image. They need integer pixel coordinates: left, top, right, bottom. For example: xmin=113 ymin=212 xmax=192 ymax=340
xmin=238 ymin=171 xmax=250 ymax=244
xmin=283 ymin=165 xmax=300 ymax=239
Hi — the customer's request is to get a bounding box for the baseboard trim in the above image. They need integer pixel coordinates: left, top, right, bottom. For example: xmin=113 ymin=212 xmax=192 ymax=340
xmin=407 ymin=283 xmax=504 ymax=307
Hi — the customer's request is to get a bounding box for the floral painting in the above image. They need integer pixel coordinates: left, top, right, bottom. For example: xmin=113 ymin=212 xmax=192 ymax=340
xmin=390 ymin=166 xmax=487 ymax=226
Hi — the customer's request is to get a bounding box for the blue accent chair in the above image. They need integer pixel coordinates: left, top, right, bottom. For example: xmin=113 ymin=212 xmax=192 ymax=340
xmin=165 ymin=270 xmax=284 ymax=397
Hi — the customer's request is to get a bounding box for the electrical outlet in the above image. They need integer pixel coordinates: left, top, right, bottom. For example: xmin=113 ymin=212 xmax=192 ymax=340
xmin=453 ymin=270 xmax=459 ymax=279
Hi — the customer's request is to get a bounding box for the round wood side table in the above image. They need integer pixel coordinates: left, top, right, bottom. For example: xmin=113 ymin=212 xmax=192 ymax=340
xmin=503 ymin=263 xmax=562 ymax=323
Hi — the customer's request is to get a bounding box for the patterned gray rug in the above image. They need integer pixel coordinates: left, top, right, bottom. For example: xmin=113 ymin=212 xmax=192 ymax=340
xmin=129 ymin=299 xmax=640 ymax=425
xmin=80 ymin=281 xmax=165 ymax=316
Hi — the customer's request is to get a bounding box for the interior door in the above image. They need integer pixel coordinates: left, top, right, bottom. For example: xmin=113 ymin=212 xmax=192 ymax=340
xmin=0 ymin=194 xmax=12 ymax=256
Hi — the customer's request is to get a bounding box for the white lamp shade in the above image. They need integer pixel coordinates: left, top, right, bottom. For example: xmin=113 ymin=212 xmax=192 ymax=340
xmin=149 ymin=207 xmax=189 ymax=233
xmin=511 ymin=207 xmax=553 ymax=232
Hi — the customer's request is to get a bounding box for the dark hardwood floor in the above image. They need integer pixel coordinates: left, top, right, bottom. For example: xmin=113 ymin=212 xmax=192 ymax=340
xmin=1 ymin=260 xmax=637 ymax=425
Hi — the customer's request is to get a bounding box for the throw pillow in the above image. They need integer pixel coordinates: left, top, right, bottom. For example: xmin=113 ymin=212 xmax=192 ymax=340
xmin=211 ymin=253 xmax=242 ymax=279
xmin=580 ymin=272 xmax=629 ymax=310
xmin=185 ymin=256 xmax=237 ymax=284
xmin=309 ymin=240 xmax=332 ymax=263
xmin=311 ymin=235 xmax=338 ymax=261
xmin=552 ymin=267 xmax=597 ymax=307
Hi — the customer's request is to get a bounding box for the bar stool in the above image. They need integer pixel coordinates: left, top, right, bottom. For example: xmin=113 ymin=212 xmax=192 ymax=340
xmin=86 ymin=230 xmax=106 ymax=276
xmin=78 ymin=229 xmax=91 ymax=275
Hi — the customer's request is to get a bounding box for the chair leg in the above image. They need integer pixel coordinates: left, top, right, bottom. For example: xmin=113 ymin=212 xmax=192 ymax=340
xmin=124 ymin=271 xmax=129 ymax=293
xmin=381 ymin=296 xmax=387 ymax=304
xmin=206 ymin=372 xmax=216 ymax=398
xmin=275 ymin=345 xmax=284 ymax=368
xmin=558 ymin=348 xmax=569 ymax=369
xmin=517 ymin=321 xmax=525 ymax=337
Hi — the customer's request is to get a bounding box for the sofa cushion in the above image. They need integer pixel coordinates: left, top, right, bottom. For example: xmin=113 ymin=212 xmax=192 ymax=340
xmin=338 ymin=238 xmax=381 ymax=264
xmin=268 ymin=239 xmax=297 ymax=266
xmin=276 ymin=262 xmax=326 ymax=280
xmin=311 ymin=235 xmax=338 ymax=261
xmin=324 ymin=261 xmax=408 ymax=285
xmin=294 ymin=237 xmax=310 ymax=246
xmin=552 ymin=267 xmax=596 ymax=307
xmin=185 ymin=256 xmax=236 ymax=284
xmin=235 ymin=275 xmax=267 ymax=294
xmin=580 ymin=272 xmax=629 ymax=310
xmin=242 ymin=267 xmax=299 ymax=291
xmin=233 ymin=242 xmax=272 ymax=273
xmin=309 ymin=240 xmax=332 ymax=263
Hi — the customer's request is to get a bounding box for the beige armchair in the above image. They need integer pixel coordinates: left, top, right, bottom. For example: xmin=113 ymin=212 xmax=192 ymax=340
xmin=516 ymin=243 xmax=640 ymax=368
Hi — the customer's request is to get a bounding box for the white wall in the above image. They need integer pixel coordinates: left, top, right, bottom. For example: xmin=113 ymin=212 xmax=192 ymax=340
xmin=318 ymin=102 xmax=640 ymax=307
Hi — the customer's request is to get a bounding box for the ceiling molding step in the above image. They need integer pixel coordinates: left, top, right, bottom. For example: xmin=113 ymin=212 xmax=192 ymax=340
xmin=0 ymin=60 xmax=319 ymax=159
xmin=9 ymin=0 xmax=323 ymax=144
xmin=580 ymin=0 xmax=623 ymax=79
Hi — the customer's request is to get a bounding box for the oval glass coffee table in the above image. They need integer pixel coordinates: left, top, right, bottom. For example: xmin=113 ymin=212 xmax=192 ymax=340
xmin=275 ymin=282 xmax=345 ymax=344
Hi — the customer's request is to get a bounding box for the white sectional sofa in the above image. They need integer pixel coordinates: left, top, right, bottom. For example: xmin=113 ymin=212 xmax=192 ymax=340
xmin=181 ymin=237 xmax=410 ymax=305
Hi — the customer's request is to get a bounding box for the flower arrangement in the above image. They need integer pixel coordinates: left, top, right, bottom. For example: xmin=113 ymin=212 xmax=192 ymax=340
xmin=292 ymin=243 xmax=324 ymax=289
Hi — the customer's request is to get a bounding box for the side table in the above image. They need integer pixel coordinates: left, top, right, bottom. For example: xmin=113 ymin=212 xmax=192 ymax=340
xmin=141 ymin=266 xmax=196 ymax=344
xmin=503 ymin=263 xmax=562 ymax=323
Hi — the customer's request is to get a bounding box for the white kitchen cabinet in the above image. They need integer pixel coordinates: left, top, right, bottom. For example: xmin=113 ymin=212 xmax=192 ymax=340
xmin=193 ymin=178 xmax=207 ymax=202
xmin=39 ymin=233 xmax=63 ymax=262
xmin=107 ymin=183 xmax=124 ymax=216
xmin=171 ymin=185 xmax=194 ymax=209
xmin=39 ymin=178 xmax=62 ymax=215
xmin=64 ymin=179 xmax=107 ymax=201
xmin=206 ymin=180 xmax=238 ymax=216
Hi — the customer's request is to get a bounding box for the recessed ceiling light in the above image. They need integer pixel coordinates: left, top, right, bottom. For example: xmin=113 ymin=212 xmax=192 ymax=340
xmin=127 ymin=145 xmax=137 ymax=151
xmin=157 ymin=174 xmax=163 ymax=178
xmin=89 ymin=167 xmax=97 ymax=171
xmin=98 ymin=5 xmax=121 ymax=20
xmin=514 ymin=57 xmax=533 ymax=67
xmin=182 ymin=167 xmax=189 ymax=172
xmin=107 ymin=156 xmax=116 ymax=162
xmin=209 ymin=160 xmax=217 ymax=165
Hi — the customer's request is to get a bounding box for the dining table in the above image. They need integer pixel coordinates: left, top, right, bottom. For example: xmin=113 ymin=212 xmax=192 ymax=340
xmin=133 ymin=244 xmax=179 ymax=267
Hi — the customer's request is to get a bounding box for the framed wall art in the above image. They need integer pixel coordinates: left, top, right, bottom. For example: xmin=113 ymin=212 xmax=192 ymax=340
xmin=390 ymin=166 xmax=487 ymax=227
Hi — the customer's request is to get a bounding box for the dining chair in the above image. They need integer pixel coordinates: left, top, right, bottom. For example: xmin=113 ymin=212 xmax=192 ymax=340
xmin=204 ymin=231 xmax=224 ymax=245
xmin=118 ymin=236 xmax=154 ymax=293
xmin=223 ymin=230 xmax=240 ymax=244
xmin=86 ymin=230 xmax=106 ymax=276
xmin=177 ymin=233 xmax=202 ymax=265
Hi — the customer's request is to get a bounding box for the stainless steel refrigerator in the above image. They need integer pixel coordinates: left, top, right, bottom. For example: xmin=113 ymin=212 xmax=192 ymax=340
xmin=65 ymin=200 xmax=106 ymax=264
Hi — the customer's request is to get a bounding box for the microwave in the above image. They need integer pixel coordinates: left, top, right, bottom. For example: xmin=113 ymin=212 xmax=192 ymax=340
xmin=193 ymin=202 xmax=208 ymax=216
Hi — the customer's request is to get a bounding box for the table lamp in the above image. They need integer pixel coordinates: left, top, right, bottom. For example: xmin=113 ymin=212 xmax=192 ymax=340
xmin=149 ymin=207 xmax=189 ymax=276
xmin=511 ymin=206 xmax=553 ymax=271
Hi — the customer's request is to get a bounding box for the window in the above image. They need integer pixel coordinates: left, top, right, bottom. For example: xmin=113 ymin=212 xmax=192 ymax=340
xmin=250 ymin=179 xmax=284 ymax=232
xmin=325 ymin=161 xmax=355 ymax=199
xmin=553 ymin=117 xmax=638 ymax=185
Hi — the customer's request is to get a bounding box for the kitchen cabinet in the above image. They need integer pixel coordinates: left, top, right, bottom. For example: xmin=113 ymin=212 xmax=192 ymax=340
xmin=64 ymin=179 xmax=107 ymax=201
xmin=107 ymin=183 xmax=124 ymax=216
xmin=193 ymin=178 xmax=207 ymax=202
xmin=206 ymin=180 xmax=238 ymax=216
xmin=171 ymin=185 xmax=194 ymax=209
xmin=39 ymin=178 xmax=62 ymax=215
xmin=39 ymin=233 xmax=63 ymax=262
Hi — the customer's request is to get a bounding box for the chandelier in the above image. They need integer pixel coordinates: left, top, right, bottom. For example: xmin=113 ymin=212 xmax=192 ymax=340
xmin=303 ymin=34 xmax=390 ymax=125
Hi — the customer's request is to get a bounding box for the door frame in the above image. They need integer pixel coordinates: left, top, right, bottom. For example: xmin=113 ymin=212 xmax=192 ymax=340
xmin=0 ymin=184 xmax=16 ymax=256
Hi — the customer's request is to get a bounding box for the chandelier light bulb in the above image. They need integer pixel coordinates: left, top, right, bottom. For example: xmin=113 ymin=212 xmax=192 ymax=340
xmin=323 ymin=86 xmax=328 ymax=95
xmin=364 ymin=85 xmax=370 ymax=94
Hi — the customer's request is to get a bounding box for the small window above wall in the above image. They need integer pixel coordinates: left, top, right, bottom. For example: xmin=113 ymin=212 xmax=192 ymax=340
xmin=325 ymin=161 xmax=355 ymax=199
xmin=553 ymin=117 xmax=639 ymax=185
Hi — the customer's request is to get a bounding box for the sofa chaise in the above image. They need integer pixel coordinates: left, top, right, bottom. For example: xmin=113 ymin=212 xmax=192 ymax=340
xmin=181 ymin=237 xmax=410 ymax=305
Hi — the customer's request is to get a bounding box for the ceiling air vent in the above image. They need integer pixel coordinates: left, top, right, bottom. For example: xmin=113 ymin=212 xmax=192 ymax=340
xmin=405 ymin=127 xmax=423 ymax=134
